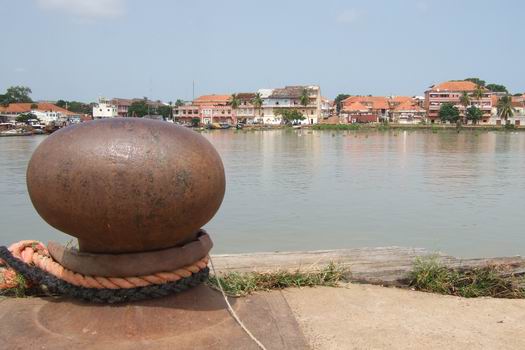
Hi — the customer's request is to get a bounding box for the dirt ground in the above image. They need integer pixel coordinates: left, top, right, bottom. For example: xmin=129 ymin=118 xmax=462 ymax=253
xmin=283 ymin=284 xmax=525 ymax=350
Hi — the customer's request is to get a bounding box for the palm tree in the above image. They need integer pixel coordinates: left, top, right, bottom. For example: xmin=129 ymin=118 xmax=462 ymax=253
xmin=168 ymin=101 xmax=173 ymax=121
xmin=497 ymin=95 xmax=514 ymax=125
xmin=299 ymin=88 xmax=310 ymax=123
xmin=229 ymin=93 xmax=240 ymax=125
xmin=473 ymin=85 xmax=485 ymax=103
xmin=251 ymin=92 xmax=263 ymax=124
xmin=459 ymin=91 xmax=471 ymax=124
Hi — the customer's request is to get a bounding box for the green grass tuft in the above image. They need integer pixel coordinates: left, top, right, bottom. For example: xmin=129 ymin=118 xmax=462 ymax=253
xmin=208 ymin=262 xmax=347 ymax=297
xmin=312 ymin=124 xmax=361 ymax=131
xmin=409 ymin=257 xmax=525 ymax=298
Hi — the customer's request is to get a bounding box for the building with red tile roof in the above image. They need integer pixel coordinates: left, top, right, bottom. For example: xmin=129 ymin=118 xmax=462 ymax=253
xmin=391 ymin=101 xmax=426 ymax=124
xmin=424 ymin=80 xmax=493 ymax=122
xmin=174 ymin=94 xmax=235 ymax=125
xmin=192 ymin=94 xmax=231 ymax=107
xmin=340 ymin=96 xmax=422 ymax=123
xmin=0 ymin=102 xmax=79 ymax=124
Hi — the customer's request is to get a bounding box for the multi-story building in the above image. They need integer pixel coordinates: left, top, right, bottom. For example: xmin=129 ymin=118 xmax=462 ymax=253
xmin=173 ymin=103 xmax=200 ymax=125
xmin=93 ymin=98 xmax=118 ymax=118
xmin=321 ymin=97 xmax=334 ymax=119
xmin=424 ymin=81 xmax=493 ymax=123
xmin=110 ymin=98 xmax=132 ymax=117
xmin=235 ymin=93 xmax=256 ymax=124
xmin=260 ymin=85 xmax=322 ymax=125
xmin=173 ymin=94 xmax=235 ymax=125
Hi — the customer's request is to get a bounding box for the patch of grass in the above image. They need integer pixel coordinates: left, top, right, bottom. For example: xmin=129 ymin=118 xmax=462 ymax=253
xmin=312 ymin=124 xmax=361 ymax=131
xmin=409 ymin=257 xmax=525 ymax=299
xmin=208 ymin=263 xmax=347 ymax=297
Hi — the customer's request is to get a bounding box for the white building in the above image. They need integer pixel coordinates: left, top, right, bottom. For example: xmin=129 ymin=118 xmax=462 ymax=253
xmin=93 ymin=98 xmax=118 ymax=118
xmin=259 ymin=85 xmax=322 ymax=125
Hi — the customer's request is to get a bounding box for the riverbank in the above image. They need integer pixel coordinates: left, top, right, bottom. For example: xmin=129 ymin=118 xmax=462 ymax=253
xmin=2 ymin=247 xmax=524 ymax=349
xmin=311 ymin=123 xmax=525 ymax=132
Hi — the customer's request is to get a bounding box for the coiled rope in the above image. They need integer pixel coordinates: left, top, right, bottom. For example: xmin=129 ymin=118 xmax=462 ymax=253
xmin=1 ymin=241 xmax=267 ymax=349
xmin=0 ymin=240 xmax=209 ymax=303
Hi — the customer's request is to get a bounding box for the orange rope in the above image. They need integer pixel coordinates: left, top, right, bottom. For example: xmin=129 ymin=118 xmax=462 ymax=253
xmin=0 ymin=240 xmax=208 ymax=290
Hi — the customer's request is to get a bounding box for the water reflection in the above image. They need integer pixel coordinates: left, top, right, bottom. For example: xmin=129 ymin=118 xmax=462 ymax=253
xmin=1 ymin=130 xmax=524 ymax=258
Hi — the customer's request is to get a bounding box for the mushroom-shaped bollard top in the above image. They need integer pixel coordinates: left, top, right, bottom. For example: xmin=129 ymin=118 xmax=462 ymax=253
xmin=26 ymin=118 xmax=225 ymax=254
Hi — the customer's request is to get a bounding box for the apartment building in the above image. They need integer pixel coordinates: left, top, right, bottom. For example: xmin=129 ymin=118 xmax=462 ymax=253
xmin=110 ymin=98 xmax=132 ymax=117
xmin=424 ymin=81 xmax=493 ymax=123
xmin=235 ymin=93 xmax=256 ymax=124
xmin=173 ymin=94 xmax=235 ymax=125
xmin=260 ymin=85 xmax=322 ymax=125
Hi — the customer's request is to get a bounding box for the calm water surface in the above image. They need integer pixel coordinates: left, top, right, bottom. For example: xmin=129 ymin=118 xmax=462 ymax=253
xmin=1 ymin=129 xmax=524 ymax=257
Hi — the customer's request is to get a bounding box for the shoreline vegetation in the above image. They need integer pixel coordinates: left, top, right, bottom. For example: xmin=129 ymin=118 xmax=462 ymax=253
xmin=310 ymin=123 xmax=523 ymax=132
xmin=4 ymin=255 xmax=522 ymax=300
xmin=195 ymin=123 xmax=524 ymax=133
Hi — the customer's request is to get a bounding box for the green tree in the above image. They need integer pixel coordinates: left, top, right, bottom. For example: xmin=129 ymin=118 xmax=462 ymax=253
xmin=497 ymin=95 xmax=514 ymax=124
xmin=15 ymin=113 xmax=37 ymax=124
xmin=459 ymin=91 xmax=471 ymax=123
xmin=128 ymin=100 xmax=149 ymax=117
xmin=174 ymin=99 xmax=185 ymax=107
xmin=473 ymin=85 xmax=485 ymax=102
xmin=168 ymin=101 xmax=174 ymax=120
xmin=229 ymin=94 xmax=240 ymax=109
xmin=438 ymin=103 xmax=460 ymax=123
xmin=486 ymin=83 xmax=508 ymax=93
xmin=56 ymin=100 xmax=92 ymax=115
xmin=191 ymin=117 xmax=200 ymax=127
xmin=299 ymin=88 xmax=309 ymax=110
xmin=251 ymin=92 xmax=263 ymax=123
xmin=334 ymin=94 xmax=351 ymax=114
xmin=464 ymin=78 xmax=486 ymax=87
xmin=299 ymin=88 xmax=311 ymax=121
xmin=229 ymin=94 xmax=240 ymax=123
xmin=276 ymin=109 xmax=306 ymax=125
xmin=0 ymin=86 xmax=33 ymax=104
xmin=157 ymin=105 xmax=172 ymax=119
xmin=466 ymin=105 xmax=483 ymax=125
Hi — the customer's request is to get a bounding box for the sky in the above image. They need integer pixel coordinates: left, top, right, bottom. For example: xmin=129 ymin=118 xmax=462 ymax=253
xmin=1 ymin=0 xmax=524 ymax=102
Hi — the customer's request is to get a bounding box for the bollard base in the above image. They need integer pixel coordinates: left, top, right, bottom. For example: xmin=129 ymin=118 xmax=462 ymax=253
xmin=0 ymin=285 xmax=309 ymax=349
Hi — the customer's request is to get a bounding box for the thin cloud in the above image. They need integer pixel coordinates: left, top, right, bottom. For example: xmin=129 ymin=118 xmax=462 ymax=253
xmin=36 ymin=0 xmax=126 ymax=19
xmin=14 ymin=67 xmax=27 ymax=73
xmin=336 ymin=9 xmax=361 ymax=24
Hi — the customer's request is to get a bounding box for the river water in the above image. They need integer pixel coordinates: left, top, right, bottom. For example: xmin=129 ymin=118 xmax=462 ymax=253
xmin=1 ymin=129 xmax=524 ymax=257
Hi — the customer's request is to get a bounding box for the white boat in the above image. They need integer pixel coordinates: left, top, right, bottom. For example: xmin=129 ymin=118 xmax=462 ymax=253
xmin=0 ymin=128 xmax=33 ymax=137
